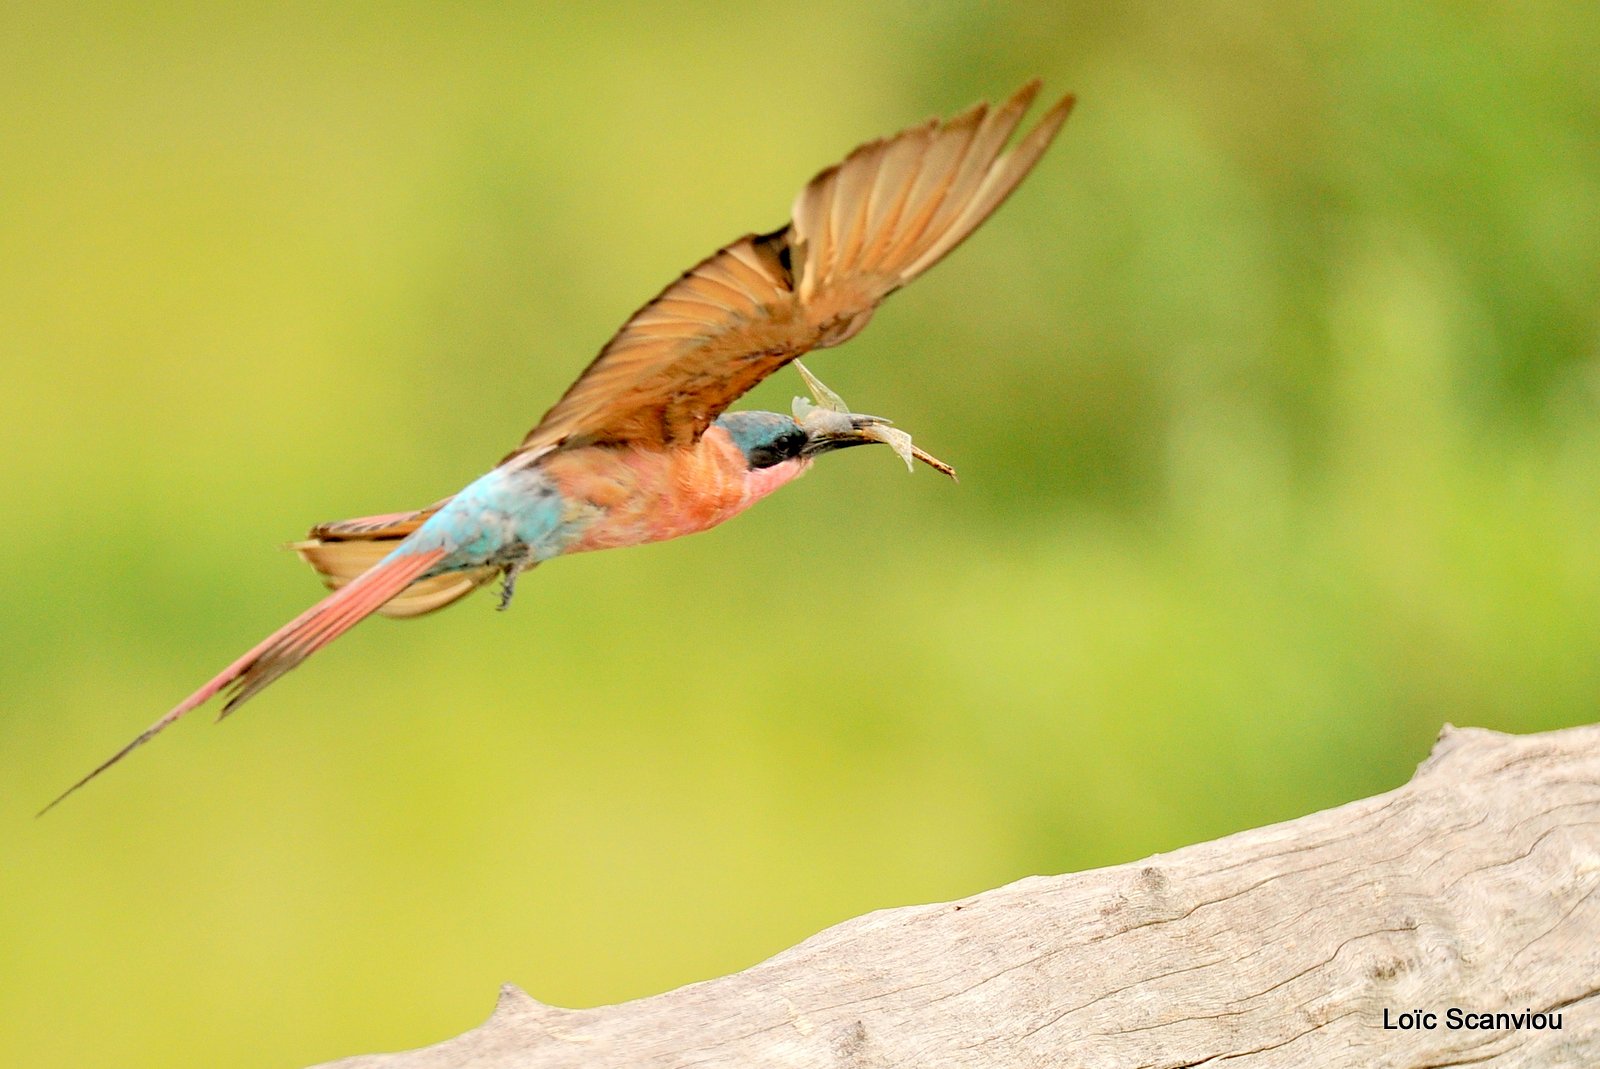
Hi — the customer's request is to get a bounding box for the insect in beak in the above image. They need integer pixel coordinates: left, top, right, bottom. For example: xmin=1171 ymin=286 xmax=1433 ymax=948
xmin=791 ymin=361 xmax=957 ymax=479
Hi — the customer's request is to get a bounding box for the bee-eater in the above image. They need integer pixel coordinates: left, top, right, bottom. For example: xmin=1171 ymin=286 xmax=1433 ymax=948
xmin=43 ymin=81 xmax=1073 ymax=813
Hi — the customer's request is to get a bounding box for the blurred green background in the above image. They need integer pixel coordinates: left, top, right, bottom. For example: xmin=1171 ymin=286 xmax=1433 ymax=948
xmin=4 ymin=2 xmax=1598 ymax=1065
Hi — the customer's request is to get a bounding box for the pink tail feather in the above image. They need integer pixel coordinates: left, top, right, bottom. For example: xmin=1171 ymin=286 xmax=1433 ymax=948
xmin=38 ymin=547 xmax=447 ymax=816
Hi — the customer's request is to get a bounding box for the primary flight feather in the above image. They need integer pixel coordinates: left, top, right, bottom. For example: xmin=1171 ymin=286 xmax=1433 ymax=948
xmin=42 ymin=81 xmax=1074 ymax=814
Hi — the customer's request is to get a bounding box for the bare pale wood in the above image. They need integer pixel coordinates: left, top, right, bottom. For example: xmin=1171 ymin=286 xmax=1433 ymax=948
xmin=314 ymin=724 xmax=1600 ymax=1068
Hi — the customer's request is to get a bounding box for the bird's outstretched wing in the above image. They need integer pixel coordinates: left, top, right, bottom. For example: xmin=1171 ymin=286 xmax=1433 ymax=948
xmin=511 ymin=80 xmax=1074 ymax=457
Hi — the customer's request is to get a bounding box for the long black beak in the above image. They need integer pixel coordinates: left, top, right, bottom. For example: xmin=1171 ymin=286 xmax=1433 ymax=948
xmin=802 ymin=415 xmax=958 ymax=479
xmin=801 ymin=416 xmax=881 ymax=456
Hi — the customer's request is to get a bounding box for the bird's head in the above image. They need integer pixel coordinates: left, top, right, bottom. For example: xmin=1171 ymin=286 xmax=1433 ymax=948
xmin=713 ymin=362 xmax=956 ymax=479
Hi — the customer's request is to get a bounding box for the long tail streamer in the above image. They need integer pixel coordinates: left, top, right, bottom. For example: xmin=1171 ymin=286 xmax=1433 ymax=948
xmin=38 ymin=548 xmax=446 ymax=816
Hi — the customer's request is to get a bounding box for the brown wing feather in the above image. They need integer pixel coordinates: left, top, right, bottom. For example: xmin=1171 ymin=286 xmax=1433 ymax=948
xmin=292 ymin=535 xmax=498 ymax=618
xmin=514 ymin=81 xmax=1074 ymax=455
xmin=307 ymin=505 xmax=442 ymax=541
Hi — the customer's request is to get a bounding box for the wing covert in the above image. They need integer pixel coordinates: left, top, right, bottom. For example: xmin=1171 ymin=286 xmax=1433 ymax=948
xmin=513 ymin=80 xmax=1074 ymax=456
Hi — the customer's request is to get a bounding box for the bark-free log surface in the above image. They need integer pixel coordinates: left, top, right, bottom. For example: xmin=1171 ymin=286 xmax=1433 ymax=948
xmin=317 ymin=724 xmax=1600 ymax=1068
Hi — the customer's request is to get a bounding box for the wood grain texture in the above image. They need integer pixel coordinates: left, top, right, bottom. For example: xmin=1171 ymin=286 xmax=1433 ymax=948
xmin=314 ymin=724 xmax=1600 ymax=1068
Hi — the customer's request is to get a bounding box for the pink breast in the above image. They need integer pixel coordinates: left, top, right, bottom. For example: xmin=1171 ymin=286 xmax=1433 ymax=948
xmin=555 ymin=428 xmax=811 ymax=554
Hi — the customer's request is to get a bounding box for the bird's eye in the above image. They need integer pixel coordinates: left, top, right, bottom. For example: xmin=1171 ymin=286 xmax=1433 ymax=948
xmin=748 ymin=429 xmax=806 ymax=469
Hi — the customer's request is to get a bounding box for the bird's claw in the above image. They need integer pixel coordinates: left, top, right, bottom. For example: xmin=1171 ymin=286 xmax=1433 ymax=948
xmin=497 ymin=565 xmax=523 ymax=611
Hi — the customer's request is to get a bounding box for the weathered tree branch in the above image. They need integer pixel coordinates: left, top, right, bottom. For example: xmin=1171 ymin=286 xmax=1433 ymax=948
xmin=316 ymin=724 xmax=1600 ymax=1068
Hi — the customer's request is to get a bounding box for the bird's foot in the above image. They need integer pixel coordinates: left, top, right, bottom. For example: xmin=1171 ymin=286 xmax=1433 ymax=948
xmin=497 ymin=564 xmax=523 ymax=611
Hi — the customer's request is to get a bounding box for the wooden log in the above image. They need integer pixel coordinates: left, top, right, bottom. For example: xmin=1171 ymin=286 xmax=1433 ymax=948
xmin=315 ymin=723 xmax=1600 ymax=1068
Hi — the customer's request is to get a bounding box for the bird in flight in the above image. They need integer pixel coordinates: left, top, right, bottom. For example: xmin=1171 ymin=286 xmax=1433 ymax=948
xmin=42 ymin=81 xmax=1074 ymax=814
